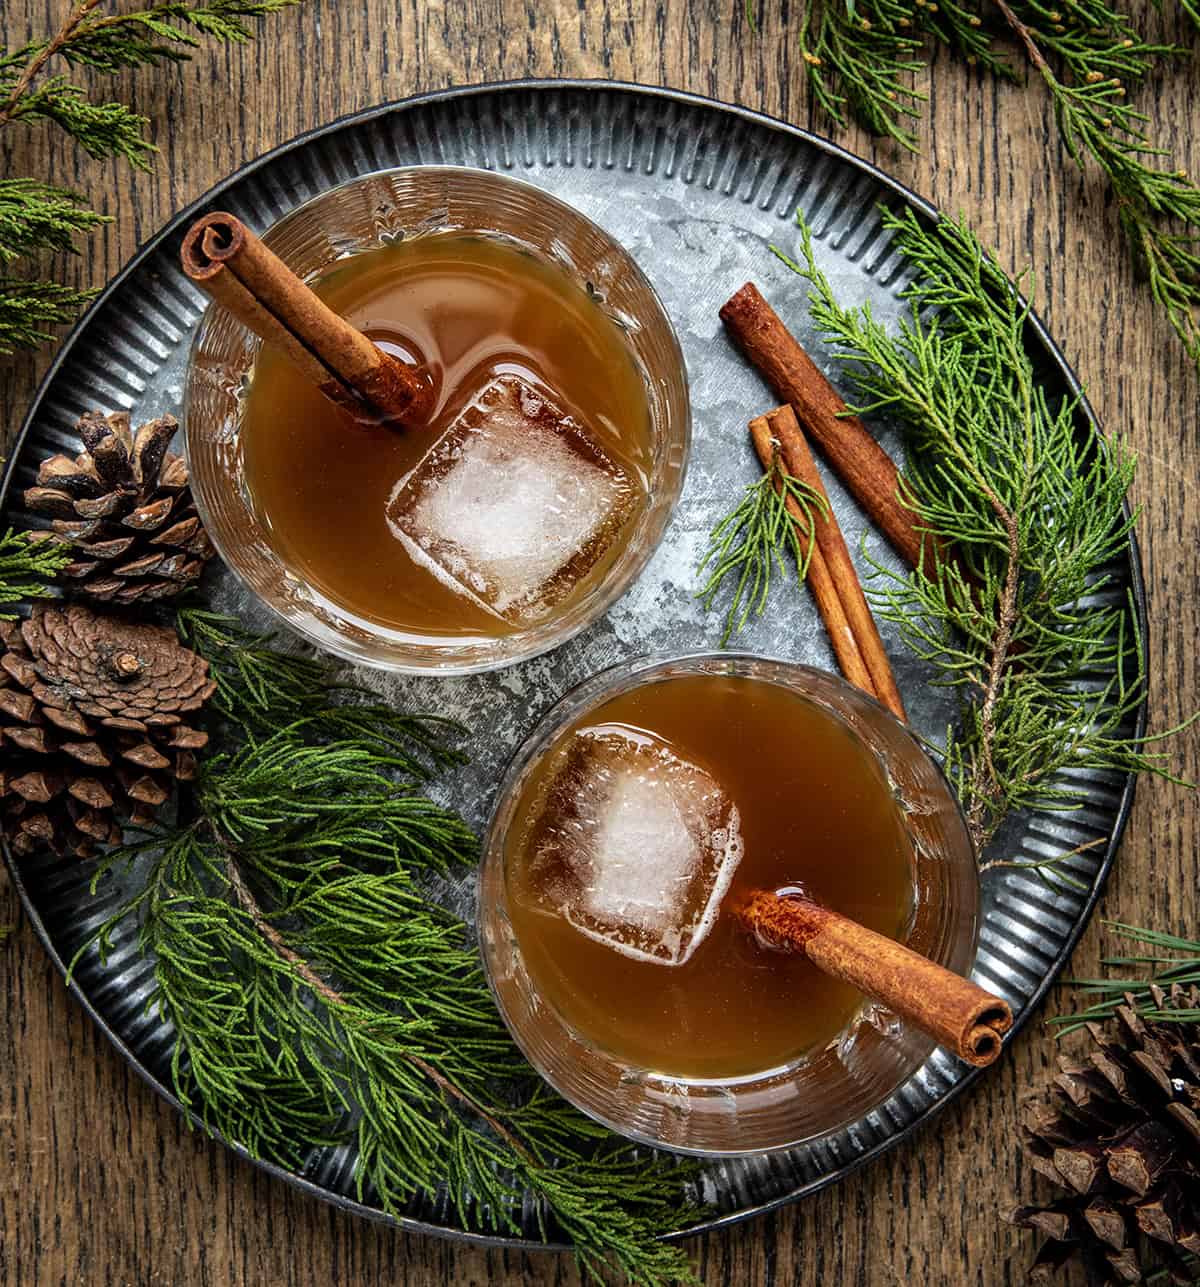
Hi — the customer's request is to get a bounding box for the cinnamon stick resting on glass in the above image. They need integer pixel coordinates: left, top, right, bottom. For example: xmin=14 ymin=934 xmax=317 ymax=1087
xmin=721 ymin=282 xmax=932 ymax=571
xmin=180 ymin=211 xmax=433 ymax=427
xmin=739 ymin=887 xmax=1013 ymax=1067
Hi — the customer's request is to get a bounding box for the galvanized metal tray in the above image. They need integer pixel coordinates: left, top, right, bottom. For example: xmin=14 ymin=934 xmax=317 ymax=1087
xmin=0 ymin=81 xmax=1145 ymax=1247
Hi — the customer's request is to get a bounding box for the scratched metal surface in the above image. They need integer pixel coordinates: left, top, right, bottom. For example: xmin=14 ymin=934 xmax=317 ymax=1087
xmin=0 ymin=83 xmax=1142 ymax=1245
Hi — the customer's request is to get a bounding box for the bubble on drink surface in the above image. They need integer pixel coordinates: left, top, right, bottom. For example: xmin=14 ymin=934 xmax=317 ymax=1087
xmin=387 ymin=374 xmax=640 ymax=625
xmin=527 ymin=724 xmax=744 ymax=966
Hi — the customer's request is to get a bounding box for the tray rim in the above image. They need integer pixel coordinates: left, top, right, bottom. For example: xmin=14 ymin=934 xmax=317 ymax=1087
xmin=0 ymin=77 xmax=1148 ymax=1251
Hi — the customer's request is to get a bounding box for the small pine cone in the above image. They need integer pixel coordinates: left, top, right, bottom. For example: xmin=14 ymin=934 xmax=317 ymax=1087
xmin=24 ymin=410 xmax=215 ymax=605
xmin=0 ymin=603 xmax=215 ymax=859
xmin=1009 ymin=987 xmax=1200 ymax=1285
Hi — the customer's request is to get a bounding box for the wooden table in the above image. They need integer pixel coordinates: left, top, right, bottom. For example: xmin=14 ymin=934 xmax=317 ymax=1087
xmin=1 ymin=3 xmax=1197 ymax=1284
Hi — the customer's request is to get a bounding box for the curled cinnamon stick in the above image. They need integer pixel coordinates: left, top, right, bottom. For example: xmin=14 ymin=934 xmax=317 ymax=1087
xmin=749 ymin=414 xmax=875 ymax=697
xmin=739 ymin=888 xmax=1012 ymax=1067
xmin=766 ymin=405 xmax=906 ymax=722
xmin=181 ymin=211 xmax=433 ymax=427
xmin=721 ymin=282 xmax=928 ymax=570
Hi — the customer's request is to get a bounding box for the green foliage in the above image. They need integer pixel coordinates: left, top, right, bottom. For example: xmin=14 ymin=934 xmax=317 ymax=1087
xmin=0 ymin=2 xmax=306 ymax=355
xmin=0 ymin=180 xmax=107 ymax=261
xmin=0 ymin=527 xmax=72 ymax=616
xmin=0 ymin=277 xmax=99 ymax=355
xmin=777 ymin=207 xmax=1186 ymax=880
xmin=79 ymin=611 xmax=700 ymax=1287
xmin=697 ymin=441 xmax=827 ymax=644
xmin=51 ymin=3 xmax=309 ymax=72
xmin=1055 ymin=922 xmax=1200 ymax=1031
xmin=772 ymin=0 xmax=1200 ymax=372
xmin=799 ymin=0 xmax=927 ymax=148
xmin=1 ymin=73 xmax=155 ymax=168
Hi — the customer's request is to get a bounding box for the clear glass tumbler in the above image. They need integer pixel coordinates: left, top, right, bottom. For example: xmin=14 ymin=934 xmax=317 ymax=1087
xmin=183 ymin=167 xmax=690 ymax=674
xmin=478 ymin=654 xmax=980 ymax=1155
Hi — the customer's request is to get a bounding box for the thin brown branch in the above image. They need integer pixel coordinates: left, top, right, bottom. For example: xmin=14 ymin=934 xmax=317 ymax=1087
xmin=991 ymin=0 xmax=1052 ymax=75
xmin=222 ymin=854 xmax=537 ymax=1167
xmin=979 ymin=836 xmax=1107 ymax=875
xmin=0 ymin=0 xmax=104 ymax=128
xmin=965 ymin=511 xmax=1021 ymax=847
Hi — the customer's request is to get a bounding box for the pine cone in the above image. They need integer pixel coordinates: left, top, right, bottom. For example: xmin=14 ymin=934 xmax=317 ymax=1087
xmin=1010 ymin=987 xmax=1200 ymax=1285
xmin=24 ymin=410 xmax=214 ymax=604
xmin=0 ymin=603 xmax=215 ymax=859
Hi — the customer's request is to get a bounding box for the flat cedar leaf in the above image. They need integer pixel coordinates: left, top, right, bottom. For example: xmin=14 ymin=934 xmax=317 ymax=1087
xmin=0 ymin=276 xmax=97 ymax=353
xmin=0 ymin=527 xmax=73 ymax=615
xmin=770 ymin=206 xmax=1185 ymax=884
xmin=0 ymin=179 xmax=108 ymax=261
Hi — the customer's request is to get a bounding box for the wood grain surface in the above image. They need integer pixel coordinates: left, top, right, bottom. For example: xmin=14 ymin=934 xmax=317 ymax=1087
xmin=1 ymin=3 xmax=1197 ymax=1285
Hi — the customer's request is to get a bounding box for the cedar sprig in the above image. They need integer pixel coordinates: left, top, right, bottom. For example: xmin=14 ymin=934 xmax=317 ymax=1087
xmin=697 ymin=442 xmax=827 ymax=644
xmin=0 ymin=179 xmax=108 ymax=260
xmin=798 ymin=0 xmax=928 ymax=148
xmin=0 ymin=526 xmax=72 ymax=616
xmin=780 ymin=208 xmax=1189 ymax=882
xmin=176 ymin=607 xmax=466 ymax=778
xmin=76 ymin=612 xmax=701 ymax=1287
xmin=766 ymin=0 xmax=1200 ymax=373
xmin=0 ymin=2 xmax=305 ymax=355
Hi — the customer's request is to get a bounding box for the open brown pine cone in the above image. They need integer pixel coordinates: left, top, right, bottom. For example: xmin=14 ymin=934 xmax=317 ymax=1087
xmin=23 ymin=410 xmax=214 ymax=604
xmin=1010 ymin=987 xmax=1200 ymax=1284
xmin=0 ymin=603 xmax=215 ymax=859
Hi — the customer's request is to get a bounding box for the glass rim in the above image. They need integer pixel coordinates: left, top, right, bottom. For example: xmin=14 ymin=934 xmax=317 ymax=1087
xmin=478 ymin=652 xmax=982 ymax=1156
xmin=182 ymin=164 xmax=692 ymax=676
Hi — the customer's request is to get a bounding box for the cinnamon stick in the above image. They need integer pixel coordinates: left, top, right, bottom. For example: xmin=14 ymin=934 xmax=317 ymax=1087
xmin=721 ymin=282 xmax=928 ymax=570
xmin=749 ymin=415 xmax=875 ymax=697
xmin=766 ymin=405 xmax=906 ymax=722
xmin=740 ymin=888 xmax=1013 ymax=1067
xmin=181 ymin=212 xmax=432 ymax=427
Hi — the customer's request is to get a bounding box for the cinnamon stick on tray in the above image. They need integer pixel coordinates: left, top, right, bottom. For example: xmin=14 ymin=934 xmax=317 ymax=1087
xmin=739 ymin=888 xmax=1013 ymax=1067
xmin=181 ymin=212 xmax=432 ymax=427
xmin=766 ymin=405 xmax=906 ymax=723
xmin=721 ymin=282 xmax=928 ymax=571
xmin=748 ymin=414 xmax=875 ymax=698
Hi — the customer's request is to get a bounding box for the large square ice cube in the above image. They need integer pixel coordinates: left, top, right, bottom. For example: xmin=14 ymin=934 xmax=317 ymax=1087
xmin=527 ymin=725 xmax=744 ymax=966
xmin=388 ymin=375 xmax=639 ymax=625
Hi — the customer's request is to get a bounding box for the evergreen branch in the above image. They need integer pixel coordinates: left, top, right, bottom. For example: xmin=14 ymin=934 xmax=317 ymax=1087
xmin=1052 ymin=922 xmax=1200 ymax=1032
xmin=78 ymin=623 xmax=701 ymax=1284
xmin=176 ymin=607 xmax=466 ymax=778
xmin=774 ymin=0 xmax=1200 ymax=373
xmin=779 ymin=208 xmax=1188 ymax=876
xmin=0 ymin=179 xmax=109 ymax=262
xmin=0 ymin=75 xmax=155 ymax=167
xmin=0 ymin=276 xmax=99 ymax=354
xmin=696 ymin=443 xmax=827 ymax=644
xmin=800 ymin=0 xmax=928 ymax=149
xmin=0 ymin=528 xmax=73 ymax=617
xmin=0 ymin=2 xmax=306 ymax=353
xmin=0 ymin=2 xmax=104 ymax=130
xmin=53 ymin=3 xmax=306 ymax=73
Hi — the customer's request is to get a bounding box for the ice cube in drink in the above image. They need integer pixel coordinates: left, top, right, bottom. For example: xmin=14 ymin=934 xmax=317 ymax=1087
xmin=524 ymin=724 xmax=744 ymax=966
xmin=387 ymin=375 xmax=639 ymax=626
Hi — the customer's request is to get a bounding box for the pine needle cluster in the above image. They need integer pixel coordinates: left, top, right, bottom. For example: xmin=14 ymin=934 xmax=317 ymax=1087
xmin=697 ymin=444 xmax=827 ymax=643
xmin=776 ymin=208 xmax=1185 ymax=881
xmin=763 ymin=0 xmax=1200 ymax=373
xmin=0 ymin=2 xmax=305 ymax=355
xmin=1055 ymin=921 xmax=1200 ymax=1031
xmin=78 ymin=609 xmax=701 ymax=1287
